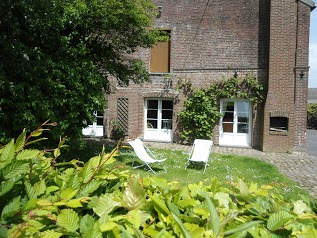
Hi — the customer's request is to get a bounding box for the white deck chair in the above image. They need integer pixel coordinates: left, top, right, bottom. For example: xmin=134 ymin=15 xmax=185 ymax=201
xmin=128 ymin=139 xmax=167 ymax=174
xmin=185 ymin=139 xmax=213 ymax=173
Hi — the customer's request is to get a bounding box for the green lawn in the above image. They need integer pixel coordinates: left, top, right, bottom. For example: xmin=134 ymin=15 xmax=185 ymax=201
xmin=73 ymin=140 xmax=312 ymax=201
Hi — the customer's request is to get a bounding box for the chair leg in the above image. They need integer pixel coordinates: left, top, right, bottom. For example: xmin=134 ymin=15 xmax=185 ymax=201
xmin=145 ymin=164 xmax=156 ymax=174
xmin=203 ymin=162 xmax=209 ymax=173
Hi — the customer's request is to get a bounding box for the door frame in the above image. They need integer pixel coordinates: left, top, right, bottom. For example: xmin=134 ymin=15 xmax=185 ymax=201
xmin=219 ymin=99 xmax=252 ymax=147
xmin=143 ymin=98 xmax=173 ymax=142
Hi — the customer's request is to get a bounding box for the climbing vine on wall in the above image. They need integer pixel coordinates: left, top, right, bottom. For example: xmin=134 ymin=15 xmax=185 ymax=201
xmin=178 ymin=76 xmax=265 ymax=142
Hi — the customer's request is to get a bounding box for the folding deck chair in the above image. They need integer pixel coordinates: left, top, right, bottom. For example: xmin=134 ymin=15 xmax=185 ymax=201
xmin=128 ymin=139 xmax=167 ymax=174
xmin=185 ymin=139 xmax=213 ymax=173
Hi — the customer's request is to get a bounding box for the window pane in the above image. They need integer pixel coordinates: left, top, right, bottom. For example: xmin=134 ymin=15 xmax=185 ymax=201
xmin=161 ymin=120 xmax=172 ymax=129
xmin=223 ymin=123 xmax=233 ymax=133
xmin=237 ymin=101 xmax=249 ymax=112
xmin=223 ymin=102 xmax=234 ymax=111
xmin=147 ymin=120 xmax=157 ymax=129
xmin=238 ymin=124 xmax=248 ymax=133
xmin=96 ymin=117 xmax=103 ymax=126
xmin=147 ymin=100 xmax=158 ymax=109
xmin=237 ymin=113 xmax=249 ymax=123
xmin=147 ymin=110 xmax=158 ymax=119
xmin=223 ymin=112 xmax=234 ymax=122
xmin=162 ymin=100 xmax=173 ymax=109
xmin=162 ymin=110 xmax=173 ymax=119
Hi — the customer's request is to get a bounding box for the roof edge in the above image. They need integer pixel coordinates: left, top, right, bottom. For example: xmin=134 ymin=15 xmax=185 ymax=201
xmin=299 ymin=0 xmax=316 ymax=10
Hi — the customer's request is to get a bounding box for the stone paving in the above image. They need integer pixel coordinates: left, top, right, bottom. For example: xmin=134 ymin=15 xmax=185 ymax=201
xmin=144 ymin=142 xmax=317 ymax=198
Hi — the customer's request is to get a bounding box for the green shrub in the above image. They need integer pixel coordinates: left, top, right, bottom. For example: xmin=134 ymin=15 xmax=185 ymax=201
xmin=0 ymin=125 xmax=316 ymax=237
xmin=178 ymin=76 xmax=264 ymax=142
xmin=307 ymin=103 xmax=317 ymax=129
xmin=110 ymin=121 xmax=126 ymax=141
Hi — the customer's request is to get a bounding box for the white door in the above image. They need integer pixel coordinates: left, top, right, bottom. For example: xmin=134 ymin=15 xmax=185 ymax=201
xmin=144 ymin=99 xmax=173 ymax=142
xmin=219 ymin=100 xmax=251 ymax=147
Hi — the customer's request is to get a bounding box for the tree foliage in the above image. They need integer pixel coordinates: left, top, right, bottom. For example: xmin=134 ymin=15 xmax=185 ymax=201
xmin=0 ymin=0 xmax=158 ymax=143
xmin=0 ymin=125 xmax=316 ymax=237
xmin=307 ymin=103 xmax=317 ymax=129
xmin=178 ymin=76 xmax=264 ymax=142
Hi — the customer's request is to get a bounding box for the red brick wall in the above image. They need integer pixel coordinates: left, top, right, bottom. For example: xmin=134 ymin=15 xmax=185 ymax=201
xmin=294 ymin=2 xmax=311 ymax=151
xmin=262 ymin=0 xmax=312 ymax=152
xmin=106 ymin=0 xmax=312 ymax=152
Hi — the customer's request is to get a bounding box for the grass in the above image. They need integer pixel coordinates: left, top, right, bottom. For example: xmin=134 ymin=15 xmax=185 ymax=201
xmin=72 ymin=140 xmax=312 ymax=201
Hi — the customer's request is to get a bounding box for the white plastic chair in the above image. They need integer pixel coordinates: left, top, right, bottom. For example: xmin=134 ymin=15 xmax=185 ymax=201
xmin=128 ymin=139 xmax=167 ymax=174
xmin=185 ymin=139 xmax=213 ymax=173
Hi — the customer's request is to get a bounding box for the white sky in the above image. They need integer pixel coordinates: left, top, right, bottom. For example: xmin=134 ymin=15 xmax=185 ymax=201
xmin=309 ymin=9 xmax=317 ymax=88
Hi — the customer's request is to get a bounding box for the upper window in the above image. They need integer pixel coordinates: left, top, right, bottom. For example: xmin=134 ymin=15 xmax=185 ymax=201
xmin=150 ymin=30 xmax=171 ymax=73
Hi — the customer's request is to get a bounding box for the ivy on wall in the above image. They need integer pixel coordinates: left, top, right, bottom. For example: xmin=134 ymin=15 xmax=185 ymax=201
xmin=177 ymin=76 xmax=265 ymax=142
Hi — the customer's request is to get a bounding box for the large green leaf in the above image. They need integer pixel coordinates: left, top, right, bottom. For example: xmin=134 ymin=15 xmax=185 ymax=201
xmin=80 ymin=214 xmax=95 ymax=235
xmin=123 ymin=176 xmax=146 ymax=210
xmin=177 ymin=199 xmax=200 ymax=208
xmin=2 ymin=160 xmax=29 ymax=180
xmin=67 ymin=173 xmax=81 ymax=189
xmin=183 ymin=223 xmax=204 ymax=238
xmin=57 ymin=209 xmax=79 ymax=233
xmin=60 ymin=188 xmax=78 ymax=201
xmin=126 ymin=210 xmax=142 ymax=229
xmin=25 ymin=180 xmax=46 ymax=199
xmin=1 ymin=196 xmax=21 ymax=219
xmin=92 ymin=193 xmax=122 ymax=217
xmin=267 ymin=211 xmax=293 ymax=231
xmin=236 ymin=179 xmax=249 ymax=198
xmin=171 ymin=212 xmax=192 ymax=238
xmin=204 ymin=193 xmax=220 ymax=236
xmin=99 ymin=221 xmax=119 ymax=232
xmin=145 ymin=177 xmax=170 ymax=191
xmin=80 ymin=214 xmax=102 ymax=238
xmin=39 ymin=230 xmax=62 ymax=238
xmin=150 ymin=193 xmax=170 ymax=216
xmin=0 ymin=140 xmax=15 ymax=170
xmin=78 ymin=180 xmax=101 ymax=197
xmin=65 ymin=199 xmax=83 ymax=208
xmin=16 ymin=149 xmax=41 ymax=160
xmin=82 ymin=156 xmax=100 ymax=184
xmin=15 ymin=130 xmax=26 ymax=152
xmin=0 ymin=179 xmax=15 ymax=197
xmin=222 ymin=221 xmax=263 ymax=236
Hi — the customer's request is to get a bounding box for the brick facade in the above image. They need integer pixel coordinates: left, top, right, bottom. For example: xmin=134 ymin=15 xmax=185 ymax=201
xmin=105 ymin=0 xmax=315 ymax=152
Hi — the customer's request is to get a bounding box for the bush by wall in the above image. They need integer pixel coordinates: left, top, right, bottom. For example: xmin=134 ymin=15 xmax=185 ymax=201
xmin=307 ymin=103 xmax=317 ymax=129
xmin=178 ymin=76 xmax=264 ymax=142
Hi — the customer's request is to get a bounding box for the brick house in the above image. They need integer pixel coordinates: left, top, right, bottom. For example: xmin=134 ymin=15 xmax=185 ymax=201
xmin=98 ymin=0 xmax=315 ymax=152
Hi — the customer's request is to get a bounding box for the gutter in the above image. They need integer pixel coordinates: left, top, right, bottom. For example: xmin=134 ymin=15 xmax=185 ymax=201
xmin=299 ymin=0 xmax=316 ymax=10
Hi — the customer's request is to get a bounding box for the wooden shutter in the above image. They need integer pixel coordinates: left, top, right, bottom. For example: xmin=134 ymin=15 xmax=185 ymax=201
xmin=150 ymin=41 xmax=170 ymax=73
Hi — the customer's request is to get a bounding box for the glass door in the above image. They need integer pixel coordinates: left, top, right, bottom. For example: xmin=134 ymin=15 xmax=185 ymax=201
xmin=219 ymin=100 xmax=251 ymax=147
xmin=144 ymin=99 xmax=173 ymax=142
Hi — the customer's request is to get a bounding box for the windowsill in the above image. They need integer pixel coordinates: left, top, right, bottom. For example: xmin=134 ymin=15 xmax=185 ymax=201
xmin=269 ymin=131 xmax=288 ymax=136
xmin=149 ymin=72 xmax=172 ymax=75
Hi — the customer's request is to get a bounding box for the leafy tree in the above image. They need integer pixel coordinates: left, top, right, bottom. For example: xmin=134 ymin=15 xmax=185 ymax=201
xmin=0 ymin=0 xmax=158 ymax=144
xmin=307 ymin=103 xmax=317 ymax=129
